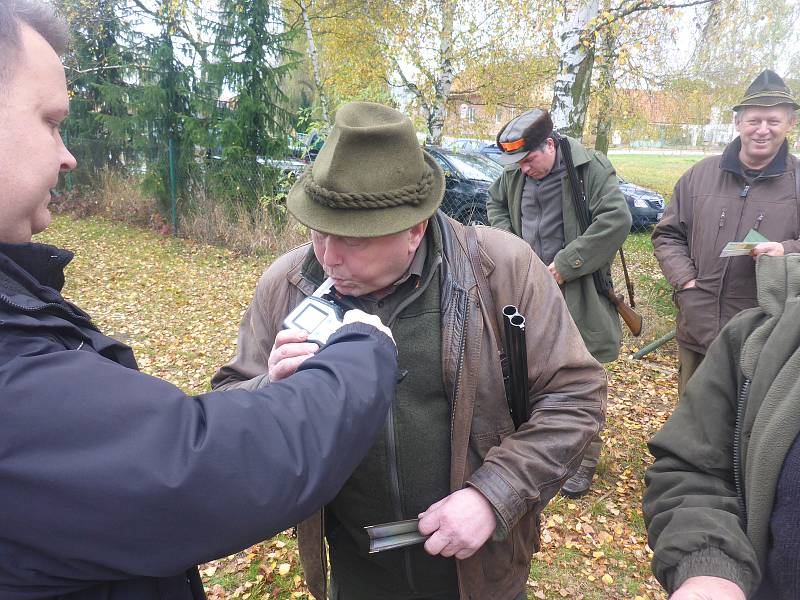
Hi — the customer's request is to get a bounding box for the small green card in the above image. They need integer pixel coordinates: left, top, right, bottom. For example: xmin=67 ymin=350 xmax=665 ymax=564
xmin=719 ymin=229 xmax=770 ymax=257
xmin=743 ymin=228 xmax=769 ymax=243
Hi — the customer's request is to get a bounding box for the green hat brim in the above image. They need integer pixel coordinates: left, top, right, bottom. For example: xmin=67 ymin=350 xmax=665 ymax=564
xmin=733 ymin=95 xmax=800 ymax=112
xmin=287 ymin=150 xmax=445 ymax=238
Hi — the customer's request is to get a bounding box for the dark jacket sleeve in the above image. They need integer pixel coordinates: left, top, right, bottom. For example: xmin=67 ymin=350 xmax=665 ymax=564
xmin=643 ymin=318 xmax=760 ymax=595
xmin=652 ymin=170 xmax=698 ymax=288
xmin=0 ymin=322 xmax=395 ymax=591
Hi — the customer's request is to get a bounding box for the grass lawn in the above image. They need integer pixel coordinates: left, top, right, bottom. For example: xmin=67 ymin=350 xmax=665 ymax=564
xmin=610 ymin=153 xmax=705 ymax=201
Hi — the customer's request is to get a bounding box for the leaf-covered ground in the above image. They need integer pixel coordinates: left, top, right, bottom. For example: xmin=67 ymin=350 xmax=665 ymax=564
xmin=39 ymin=215 xmax=678 ymax=600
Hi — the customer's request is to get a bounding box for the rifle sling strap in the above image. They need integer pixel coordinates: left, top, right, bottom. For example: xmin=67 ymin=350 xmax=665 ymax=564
xmin=557 ymin=134 xmax=635 ymax=304
xmin=465 ymin=226 xmax=504 ymax=353
xmin=466 ymin=226 xmax=520 ymax=421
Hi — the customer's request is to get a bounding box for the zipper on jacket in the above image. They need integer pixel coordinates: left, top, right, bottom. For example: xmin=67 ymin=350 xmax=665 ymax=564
xmin=0 ymin=294 xmax=95 ymax=327
xmin=449 ymin=294 xmax=469 ymax=443
xmin=734 ymin=378 xmax=751 ymax=529
xmin=740 ymin=185 xmax=751 ymax=199
xmin=718 ymin=210 xmax=727 ymax=229
xmin=754 ymin=211 xmax=764 ymax=230
xmin=385 ymin=406 xmax=419 ymax=594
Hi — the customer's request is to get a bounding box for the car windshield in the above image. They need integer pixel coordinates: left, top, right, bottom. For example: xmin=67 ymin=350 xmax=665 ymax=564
xmin=444 ymin=152 xmax=502 ymax=182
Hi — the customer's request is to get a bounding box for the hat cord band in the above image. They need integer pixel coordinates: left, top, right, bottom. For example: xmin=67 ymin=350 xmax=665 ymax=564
xmin=739 ymin=90 xmax=795 ymax=102
xmin=304 ymin=169 xmax=434 ymax=210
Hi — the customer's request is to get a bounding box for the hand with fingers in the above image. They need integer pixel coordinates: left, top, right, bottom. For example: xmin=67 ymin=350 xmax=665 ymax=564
xmin=751 ymin=241 xmax=784 ymax=258
xmin=417 ymin=488 xmax=496 ymax=560
xmin=342 ymin=309 xmax=395 ymax=345
xmin=669 ymin=576 xmax=745 ymax=600
xmin=267 ymin=329 xmax=320 ymax=382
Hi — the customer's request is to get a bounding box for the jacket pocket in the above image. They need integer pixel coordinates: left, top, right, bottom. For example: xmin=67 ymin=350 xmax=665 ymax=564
xmin=673 ymin=281 xmax=718 ymax=350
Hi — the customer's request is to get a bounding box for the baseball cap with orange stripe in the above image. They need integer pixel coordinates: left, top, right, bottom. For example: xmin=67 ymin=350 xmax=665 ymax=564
xmin=495 ymin=108 xmax=554 ymax=165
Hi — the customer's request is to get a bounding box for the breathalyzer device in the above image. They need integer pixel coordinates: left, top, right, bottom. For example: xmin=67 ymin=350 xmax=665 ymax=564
xmin=282 ymin=277 xmax=346 ymax=346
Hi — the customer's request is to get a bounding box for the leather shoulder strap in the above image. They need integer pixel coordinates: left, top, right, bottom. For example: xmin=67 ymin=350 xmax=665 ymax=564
xmin=465 ymin=226 xmax=503 ymax=351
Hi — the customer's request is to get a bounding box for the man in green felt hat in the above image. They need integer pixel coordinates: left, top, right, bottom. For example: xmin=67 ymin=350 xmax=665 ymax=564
xmin=653 ymin=69 xmax=800 ymax=397
xmin=213 ymin=101 xmax=606 ymax=600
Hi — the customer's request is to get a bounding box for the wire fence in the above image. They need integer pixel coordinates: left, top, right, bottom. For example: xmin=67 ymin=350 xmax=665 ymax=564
xmin=57 ymin=135 xmax=307 ymax=234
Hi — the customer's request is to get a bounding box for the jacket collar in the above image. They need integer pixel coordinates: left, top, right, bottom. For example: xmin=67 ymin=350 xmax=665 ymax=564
xmin=0 ymin=241 xmax=73 ymax=292
xmin=0 ymin=241 xmax=91 ymax=320
xmin=720 ymin=137 xmax=789 ymax=178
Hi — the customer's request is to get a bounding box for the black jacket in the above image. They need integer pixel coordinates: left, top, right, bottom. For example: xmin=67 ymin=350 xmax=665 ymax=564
xmin=0 ymin=242 xmax=397 ymax=600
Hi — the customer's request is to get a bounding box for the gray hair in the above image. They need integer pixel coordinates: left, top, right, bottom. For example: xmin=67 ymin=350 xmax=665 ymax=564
xmin=0 ymin=0 xmax=68 ymax=85
xmin=734 ymin=104 xmax=798 ymax=124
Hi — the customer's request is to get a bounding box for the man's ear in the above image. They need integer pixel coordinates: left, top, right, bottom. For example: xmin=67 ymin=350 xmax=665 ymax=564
xmin=408 ymin=221 xmax=428 ymax=254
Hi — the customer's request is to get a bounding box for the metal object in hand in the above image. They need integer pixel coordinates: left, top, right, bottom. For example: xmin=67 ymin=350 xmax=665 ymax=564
xmin=364 ymin=518 xmax=429 ymax=553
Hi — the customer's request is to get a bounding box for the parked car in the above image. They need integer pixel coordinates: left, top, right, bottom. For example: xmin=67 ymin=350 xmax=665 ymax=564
xmin=425 ymin=146 xmax=503 ymax=225
xmin=618 ymin=176 xmax=665 ymax=230
xmin=448 ymin=137 xmax=492 ymax=154
xmin=479 ymin=143 xmax=503 ymax=163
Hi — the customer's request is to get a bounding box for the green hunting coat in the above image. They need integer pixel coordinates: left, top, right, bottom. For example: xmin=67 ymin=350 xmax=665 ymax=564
xmin=643 ymin=254 xmax=800 ymax=597
xmin=487 ymin=137 xmax=632 ymax=363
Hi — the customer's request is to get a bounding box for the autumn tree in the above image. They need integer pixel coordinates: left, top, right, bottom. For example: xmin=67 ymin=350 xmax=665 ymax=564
xmin=550 ymin=0 xmax=717 ymax=142
xmin=689 ymin=0 xmax=800 ymax=107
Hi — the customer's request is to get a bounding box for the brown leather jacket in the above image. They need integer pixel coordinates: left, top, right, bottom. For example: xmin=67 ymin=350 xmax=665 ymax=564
xmin=212 ymin=213 xmax=606 ymax=599
xmin=653 ymin=140 xmax=800 ymax=353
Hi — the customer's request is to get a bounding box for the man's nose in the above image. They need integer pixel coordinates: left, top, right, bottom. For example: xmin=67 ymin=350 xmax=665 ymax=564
xmin=321 ymin=240 xmax=342 ymax=266
xmin=60 ymin=144 xmax=77 ymax=172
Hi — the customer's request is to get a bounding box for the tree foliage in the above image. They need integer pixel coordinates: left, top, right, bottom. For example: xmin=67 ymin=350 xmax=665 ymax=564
xmin=209 ymin=0 xmax=297 ymax=160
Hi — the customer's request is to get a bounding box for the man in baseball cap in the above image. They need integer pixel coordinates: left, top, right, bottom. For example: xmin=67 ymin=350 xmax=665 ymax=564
xmin=488 ymin=108 xmax=632 ymax=498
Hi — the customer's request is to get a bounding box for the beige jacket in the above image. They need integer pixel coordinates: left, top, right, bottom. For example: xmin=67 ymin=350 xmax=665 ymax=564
xmin=213 ymin=213 xmax=606 ymax=600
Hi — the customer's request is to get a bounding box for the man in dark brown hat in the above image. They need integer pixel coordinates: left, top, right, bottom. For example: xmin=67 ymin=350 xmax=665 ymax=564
xmin=487 ymin=108 xmax=631 ymax=498
xmin=653 ymin=69 xmax=800 ymax=396
xmin=213 ymin=101 xmax=606 ymax=600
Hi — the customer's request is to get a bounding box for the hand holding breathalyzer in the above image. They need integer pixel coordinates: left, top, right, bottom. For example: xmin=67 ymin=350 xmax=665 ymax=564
xmin=271 ymin=279 xmax=395 ymax=381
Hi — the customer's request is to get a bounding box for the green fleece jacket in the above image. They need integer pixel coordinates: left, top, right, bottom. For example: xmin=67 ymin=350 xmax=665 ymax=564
xmin=643 ymin=254 xmax=800 ymax=597
xmin=487 ymin=136 xmax=631 ymax=363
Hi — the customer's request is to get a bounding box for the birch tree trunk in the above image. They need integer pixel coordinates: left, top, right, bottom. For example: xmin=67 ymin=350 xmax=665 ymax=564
xmin=423 ymin=0 xmax=455 ymax=145
xmin=550 ymin=0 xmax=599 ymax=139
xmin=593 ymin=29 xmax=616 ymax=154
xmin=299 ymin=0 xmax=329 ymax=123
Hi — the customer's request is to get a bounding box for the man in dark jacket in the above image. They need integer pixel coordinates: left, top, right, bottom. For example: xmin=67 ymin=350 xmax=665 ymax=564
xmin=212 ymin=102 xmax=607 ymax=600
xmin=0 ymin=2 xmax=398 ymax=599
xmin=652 ymin=69 xmax=799 ymax=396
xmin=487 ymin=108 xmax=631 ymax=498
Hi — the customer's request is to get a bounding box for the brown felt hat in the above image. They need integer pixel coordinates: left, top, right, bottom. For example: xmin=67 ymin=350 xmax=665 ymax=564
xmin=287 ymin=102 xmax=444 ymax=237
xmin=733 ymin=69 xmax=799 ymax=111
xmin=495 ymin=108 xmax=554 ymax=165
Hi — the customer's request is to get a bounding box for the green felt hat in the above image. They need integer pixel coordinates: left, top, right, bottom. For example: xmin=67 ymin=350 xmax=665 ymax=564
xmin=733 ymin=69 xmax=799 ymax=111
xmin=287 ymin=102 xmax=444 ymax=238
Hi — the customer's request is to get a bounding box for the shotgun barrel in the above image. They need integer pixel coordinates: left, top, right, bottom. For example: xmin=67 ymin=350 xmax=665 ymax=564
xmin=502 ymin=305 xmax=529 ymax=430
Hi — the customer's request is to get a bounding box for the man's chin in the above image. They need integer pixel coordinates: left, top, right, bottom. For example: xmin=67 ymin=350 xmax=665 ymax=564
xmin=31 ymin=209 xmax=53 ymax=236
